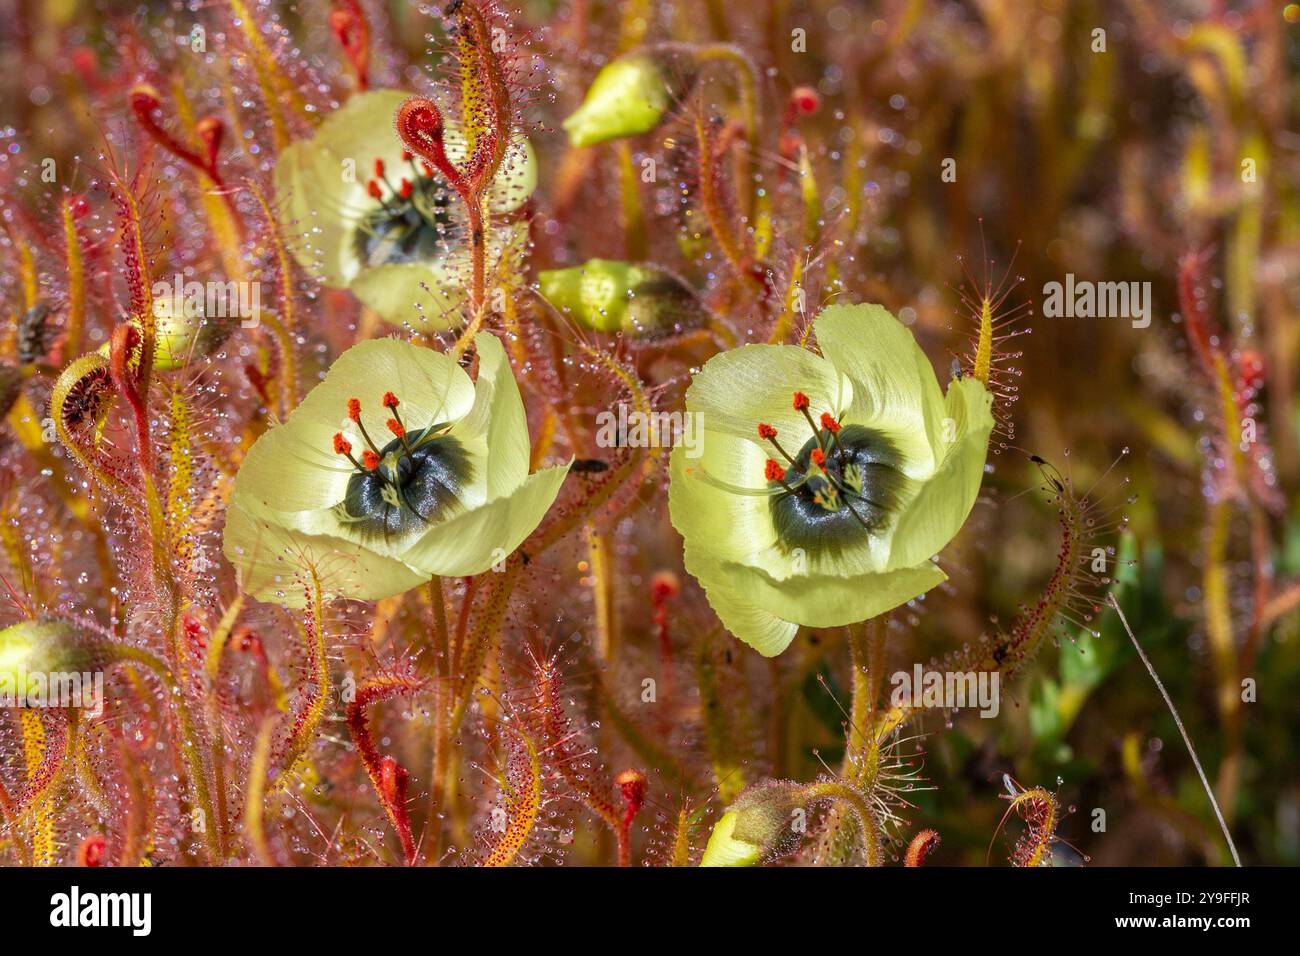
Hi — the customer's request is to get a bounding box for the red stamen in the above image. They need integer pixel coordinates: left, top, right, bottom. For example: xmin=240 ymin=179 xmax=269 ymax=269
xmin=792 ymin=391 xmax=810 ymax=411
xmin=362 ymin=450 xmax=381 ymax=470
xmin=333 ymin=433 xmax=352 ymax=456
xmin=819 ymin=412 xmax=841 ymax=434
xmin=757 ymin=423 xmax=778 ymax=440
xmin=399 ymin=178 xmax=413 ymax=198
xmin=765 ymin=459 xmax=786 ymax=482
xmin=387 ymin=419 xmax=406 ymax=438
xmin=347 ymin=398 xmax=362 ymax=422
xmin=401 ymin=149 xmax=413 ymax=162
xmin=382 ymin=391 xmax=399 ymax=409
xmin=374 ymin=158 xmax=385 ymax=178
xmin=367 ymin=180 xmax=382 ymax=200
xmin=811 ymin=448 xmax=827 ymax=469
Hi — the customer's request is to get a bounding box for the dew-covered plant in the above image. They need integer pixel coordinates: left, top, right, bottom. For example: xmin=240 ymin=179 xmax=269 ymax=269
xmin=0 ymin=0 xmax=1294 ymax=869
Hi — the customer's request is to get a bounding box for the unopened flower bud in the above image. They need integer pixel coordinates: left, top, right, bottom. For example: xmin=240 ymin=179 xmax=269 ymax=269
xmin=562 ymin=52 xmax=685 ymax=147
xmin=0 ymin=619 xmax=96 ymax=701
xmin=98 ymin=290 xmax=237 ymax=372
xmin=699 ymin=780 xmax=806 ymax=867
xmin=538 ymin=259 xmax=707 ymax=337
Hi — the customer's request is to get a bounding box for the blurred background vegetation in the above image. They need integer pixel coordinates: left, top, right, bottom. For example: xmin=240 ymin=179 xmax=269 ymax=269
xmin=0 ymin=0 xmax=1296 ymax=865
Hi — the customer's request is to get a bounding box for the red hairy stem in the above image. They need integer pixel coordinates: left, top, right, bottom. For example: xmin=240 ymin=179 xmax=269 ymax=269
xmin=395 ymin=97 xmax=487 ymax=314
xmin=345 ymin=673 xmax=424 ymax=865
xmin=650 ymin=571 xmax=679 ymax=734
xmin=129 ymin=85 xmax=225 ymax=188
xmin=108 ymin=323 xmax=153 ymax=476
xmin=615 ymin=769 xmax=647 ymax=868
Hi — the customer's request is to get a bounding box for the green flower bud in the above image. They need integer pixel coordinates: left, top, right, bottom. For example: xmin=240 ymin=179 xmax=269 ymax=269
xmin=538 ymin=259 xmax=707 ymax=337
xmin=97 ymin=292 xmax=236 ymax=372
xmin=699 ymin=781 xmax=806 ymax=866
xmin=0 ymin=619 xmax=94 ymax=701
xmin=562 ymin=53 xmax=683 ymax=147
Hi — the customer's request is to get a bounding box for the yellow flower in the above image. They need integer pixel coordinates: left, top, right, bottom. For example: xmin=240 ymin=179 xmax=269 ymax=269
xmin=222 ymin=334 xmax=569 ymax=608
xmin=273 ymin=90 xmax=536 ymax=330
xmin=668 ymin=304 xmax=994 ymax=656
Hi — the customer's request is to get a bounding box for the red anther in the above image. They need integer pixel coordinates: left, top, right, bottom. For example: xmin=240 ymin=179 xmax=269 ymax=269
xmin=77 ymin=834 xmax=108 ymax=868
xmin=333 ymin=432 xmax=352 ymax=456
xmin=791 ymin=86 xmax=820 ymax=115
xmin=401 ymin=149 xmax=413 ymax=161
xmin=386 ymin=418 xmax=406 ymax=438
xmin=374 ymin=158 xmax=385 ymax=178
xmin=362 ymin=450 xmax=381 ymax=470
xmin=792 ymin=391 xmax=810 ymax=411
xmin=819 ymin=411 xmax=841 ymax=433
xmin=367 ymin=179 xmax=383 ymax=200
xmin=757 ymin=423 xmax=778 ymax=440
xmin=347 ymin=398 xmax=362 ymax=422
xmin=421 ymin=161 xmax=435 ymax=178
xmin=382 ymin=391 xmax=399 ymax=409
xmin=811 ymin=447 xmax=827 ymax=469
xmin=765 ymin=459 xmax=786 ymax=482
xmin=399 ymin=178 xmax=413 ymax=198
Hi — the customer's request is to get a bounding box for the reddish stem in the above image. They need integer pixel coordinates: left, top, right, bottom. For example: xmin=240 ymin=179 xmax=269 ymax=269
xmin=108 ymin=323 xmax=153 ymax=475
xmin=329 ymin=0 xmax=370 ymax=91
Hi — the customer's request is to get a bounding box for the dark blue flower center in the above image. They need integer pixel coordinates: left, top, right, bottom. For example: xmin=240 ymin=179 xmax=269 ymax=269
xmin=337 ymin=424 xmax=472 ymax=544
xmin=768 ymin=425 xmax=907 ymax=554
xmin=353 ymin=176 xmax=458 ymax=269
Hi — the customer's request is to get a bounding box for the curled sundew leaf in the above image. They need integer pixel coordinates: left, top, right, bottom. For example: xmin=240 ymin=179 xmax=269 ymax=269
xmin=51 ymin=353 xmax=126 ymax=495
xmin=345 ymin=670 xmax=425 ymax=866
